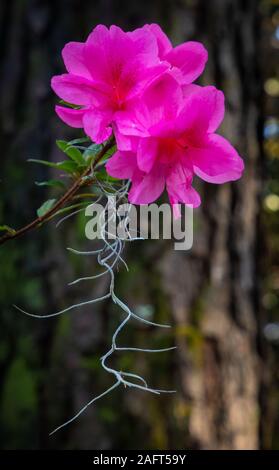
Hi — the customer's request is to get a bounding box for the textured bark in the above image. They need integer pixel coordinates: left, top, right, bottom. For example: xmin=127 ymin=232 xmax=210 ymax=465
xmin=159 ymin=0 xmax=264 ymax=450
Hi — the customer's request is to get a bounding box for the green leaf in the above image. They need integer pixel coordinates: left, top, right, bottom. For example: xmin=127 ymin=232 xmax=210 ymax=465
xmin=56 ymin=160 xmax=79 ymax=174
xmin=37 ymin=199 xmax=57 ymax=217
xmin=95 ymin=167 xmax=119 ymax=183
xmin=56 ymin=140 xmax=68 ymax=152
xmin=67 ymin=137 xmax=90 ymax=146
xmin=56 ymin=140 xmax=86 ymax=165
xmin=29 ymin=158 xmax=78 ymax=175
xmin=65 ymin=147 xmax=85 ymax=165
xmin=28 ymin=158 xmax=60 ymax=169
xmin=104 ymin=145 xmax=117 ymax=159
xmin=95 ymin=145 xmax=117 ymax=168
xmin=0 ymin=225 xmax=16 ymax=234
xmin=45 ymin=202 xmax=90 ymax=222
xmin=83 ymin=143 xmax=102 ymax=162
xmin=35 ymin=179 xmax=66 ymax=189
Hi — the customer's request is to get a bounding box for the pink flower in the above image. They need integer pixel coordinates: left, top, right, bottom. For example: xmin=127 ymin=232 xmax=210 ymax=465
xmin=51 ymin=24 xmax=167 ymax=143
xmin=51 ymin=24 xmax=208 ymax=145
xmin=140 ymin=24 xmax=208 ymax=85
xmin=106 ymin=74 xmax=244 ymax=212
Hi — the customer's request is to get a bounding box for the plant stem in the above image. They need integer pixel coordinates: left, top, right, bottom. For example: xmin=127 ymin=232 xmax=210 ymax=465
xmin=0 ymin=137 xmax=115 ymax=246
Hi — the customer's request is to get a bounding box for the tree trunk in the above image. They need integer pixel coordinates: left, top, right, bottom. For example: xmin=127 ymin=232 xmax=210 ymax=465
xmin=159 ymin=0 xmax=264 ymax=449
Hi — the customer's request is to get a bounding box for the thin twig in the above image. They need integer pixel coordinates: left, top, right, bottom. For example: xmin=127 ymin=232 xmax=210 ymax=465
xmin=0 ymin=136 xmax=115 ymax=246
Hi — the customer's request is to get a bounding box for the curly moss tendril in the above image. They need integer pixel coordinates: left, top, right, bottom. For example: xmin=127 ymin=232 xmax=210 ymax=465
xmin=14 ymin=182 xmax=176 ymax=436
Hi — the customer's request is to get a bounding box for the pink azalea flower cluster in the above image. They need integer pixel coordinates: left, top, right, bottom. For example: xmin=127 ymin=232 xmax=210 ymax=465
xmin=51 ymin=24 xmax=244 ymax=213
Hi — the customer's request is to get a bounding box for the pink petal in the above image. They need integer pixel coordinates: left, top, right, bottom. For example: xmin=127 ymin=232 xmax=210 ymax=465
xmin=85 ymin=25 xmax=135 ymax=84
xmin=85 ymin=25 xmax=166 ymax=106
xmin=127 ymin=26 xmax=160 ymax=65
xmin=166 ymin=41 xmax=208 ymax=84
xmin=137 ymin=137 xmax=158 ymax=172
xmin=142 ymin=73 xmax=184 ymax=125
xmin=148 ymin=24 xmax=172 ymax=57
xmin=169 ymin=198 xmax=182 ymax=219
xmin=106 ymin=151 xmax=138 ymax=179
xmin=206 ymin=88 xmax=225 ymax=133
xmin=129 ymin=165 xmax=165 ymax=204
xmin=113 ymin=124 xmax=139 ymax=151
xmin=84 ymin=25 xmax=113 ymax=82
xmin=166 ymin=162 xmax=192 ymax=197
xmin=83 ymin=109 xmax=113 ymax=144
xmin=182 ymin=83 xmax=202 ymax=99
xmin=166 ymin=162 xmax=200 ymax=208
xmin=167 ymin=161 xmax=193 ymax=187
xmin=167 ymin=182 xmax=201 ymax=208
xmin=115 ymin=107 xmax=150 ymax=138
xmin=174 ymin=86 xmax=225 ymax=141
xmin=51 ymin=74 xmax=109 ymax=107
xmin=117 ymin=73 xmax=183 ymax=137
xmin=62 ymin=42 xmax=92 ymax=79
xmin=121 ymin=62 xmax=168 ymax=102
xmin=148 ymin=119 xmax=181 ymax=138
xmin=115 ymin=73 xmax=183 ymax=140
xmin=55 ymin=105 xmax=86 ymax=128
xmin=177 ymin=186 xmax=201 ymax=207
xmin=190 ymin=134 xmax=244 ymax=184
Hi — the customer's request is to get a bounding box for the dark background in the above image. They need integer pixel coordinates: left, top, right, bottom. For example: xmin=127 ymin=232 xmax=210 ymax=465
xmin=0 ymin=0 xmax=279 ymax=450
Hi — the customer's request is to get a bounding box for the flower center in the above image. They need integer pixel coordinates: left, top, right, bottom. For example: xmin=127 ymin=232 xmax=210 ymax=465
xmin=158 ymin=138 xmax=187 ymax=164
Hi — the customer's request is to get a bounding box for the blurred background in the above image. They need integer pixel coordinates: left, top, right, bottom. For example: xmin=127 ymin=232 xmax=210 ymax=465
xmin=0 ymin=0 xmax=279 ymax=450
